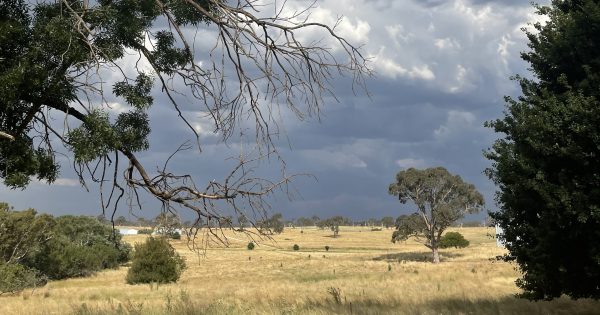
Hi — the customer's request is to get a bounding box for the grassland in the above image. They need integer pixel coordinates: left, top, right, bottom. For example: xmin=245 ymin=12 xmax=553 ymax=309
xmin=1 ymin=227 xmax=599 ymax=314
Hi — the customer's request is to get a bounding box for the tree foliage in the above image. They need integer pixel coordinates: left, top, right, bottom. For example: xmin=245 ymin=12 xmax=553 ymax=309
xmin=317 ymin=216 xmax=351 ymax=237
xmin=485 ymin=0 xmax=600 ymax=300
xmin=258 ymin=213 xmax=284 ymax=235
xmin=389 ymin=167 xmax=484 ymax=263
xmin=439 ymin=232 xmax=469 ymax=249
xmin=0 ymin=0 xmax=369 ymax=249
xmin=126 ymin=237 xmax=185 ymax=284
xmin=0 ymin=204 xmax=131 ymax=292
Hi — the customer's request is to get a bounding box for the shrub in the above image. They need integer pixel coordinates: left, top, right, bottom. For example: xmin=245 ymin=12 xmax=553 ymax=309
xmin=247 ymin=242 xmax=255 ymax=250
xmin=325 ymin=245 xmax=330 ymax=251
xmin=0 ymin=263 xmax=46 ymax=294
xmin=168 ymin=231 xmax=181 ymax=240
xmin=138 ymin=228 xmax=153 ymax=235
xmin=439 ymin=232 xmax=470 ymax=249
xmin=126 ymin=237 xmax=186 ymax=284
xmin=25 ymin=216 xmax=131 ymax=280
xmin=293 ymin=244 xmax=300 ymax=251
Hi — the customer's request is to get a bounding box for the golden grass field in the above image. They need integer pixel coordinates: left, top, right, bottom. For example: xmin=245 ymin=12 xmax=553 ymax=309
xmin=1 ymin=226 xmax=599 ymax=314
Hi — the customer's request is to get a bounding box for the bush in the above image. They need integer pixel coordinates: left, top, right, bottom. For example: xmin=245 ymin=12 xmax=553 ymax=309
xmin=247 ymin=242 xmax=255 ymax=250
xmin=126 ymin=237 xmax=186 ymax=284
xmin=138 ymin=228 xmax=153 ymax=235
xmin=325 ymin=245 xmax=330 ymax=251
xmin=25 ymin=216 xmax=131 ymax=280
xmin=439 ymin=232 xmax=470 ymax=249
xmin=168 ymin=231 xmax=181 ymax=240
xmin=293 ymin=244 xmax=300 ymax=251
xmin=0 ymin=263 xmax=46 ymax=294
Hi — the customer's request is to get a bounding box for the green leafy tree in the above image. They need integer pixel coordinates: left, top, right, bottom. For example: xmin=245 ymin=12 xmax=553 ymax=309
xmin=317 ymin=216 xmax=351 ymax=237
xmin=485 ymin=0 xmax=600 ymax=300
xmin=126 ymin=237 xmax=185 ymax=284
xmin=439 ymin=232 xmax=469 ymax=249
xmin=0 ymin=263 xmax=45 ymax=295
xmin=0 ymin=0 xmax=368 ymax=242
xmin=0 ymin=208 xmax=54 ymax=264
xmin=389 ymin=167 xmax=484 ymax=263
xmin=381 ymin=216 xmax=395 ymax=229
xmin=26 ymin=215 xmax=131 ymax=279
xmin=258 ymin=213 xmax=284 ymax=235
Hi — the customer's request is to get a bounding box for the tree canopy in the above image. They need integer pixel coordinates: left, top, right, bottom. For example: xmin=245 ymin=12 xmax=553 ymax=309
xmin=485 ymin=0 xmax=600 ymax=300
xmin=0 ymin=0 xmax=369 ymax=246
xmin=388 ymin=167 xmax=484 ymax=263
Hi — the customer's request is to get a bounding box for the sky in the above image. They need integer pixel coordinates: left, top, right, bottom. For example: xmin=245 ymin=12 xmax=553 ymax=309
xmin=1 ymin=0 xmax=549 ymax=222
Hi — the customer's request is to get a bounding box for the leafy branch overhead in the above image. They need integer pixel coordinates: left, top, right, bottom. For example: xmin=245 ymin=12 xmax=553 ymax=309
xmin=0 ymin=0 xmax=370 ymax=247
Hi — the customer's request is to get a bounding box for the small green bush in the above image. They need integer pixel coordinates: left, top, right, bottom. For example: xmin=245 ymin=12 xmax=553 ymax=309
xmin=0 ymin=263 xmax=46 ymax=294
xmin=293 ymin=244 xmax=300 ymax=251
xmin=138 ymin=228 xmax=153 ymax=235
xmin=126 ymin=237 xmax=186 ymax=284
xmin=439 ymin=232 xmax=470 ymax=249
xmin=247 ymin=242 xmax=255 ymax=250
xmin=168 ymin=231 xmax=181 ymax=240
xmin=325 ymin=245 xmax=330 ymax=251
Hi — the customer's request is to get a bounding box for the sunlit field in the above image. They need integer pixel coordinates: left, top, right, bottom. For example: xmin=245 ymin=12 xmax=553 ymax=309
xmin=2 ymin=227 xmax=599 ymax=314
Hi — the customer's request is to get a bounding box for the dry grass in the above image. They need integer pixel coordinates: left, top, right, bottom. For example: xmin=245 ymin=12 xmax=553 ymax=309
xmin=1 ymin=227 xmax=599 ymax=314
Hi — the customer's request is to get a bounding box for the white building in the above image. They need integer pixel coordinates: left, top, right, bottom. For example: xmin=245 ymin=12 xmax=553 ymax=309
xmin=118 ymin=228 xmax=139 ymax=235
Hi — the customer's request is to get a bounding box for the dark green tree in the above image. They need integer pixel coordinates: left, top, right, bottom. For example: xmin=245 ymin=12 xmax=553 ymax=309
xmin=389 ymin=167 xmax=484 ymax=263
xmin=126 ymin=237 xmax=185 ymax=284
xmin=0 ymin=0 xmax=368 ymax=244
xmin=317 ymin=216 xmax=351 ymax=237
xmin=439 ymin=232 xmax=469 ymax=249
xmin=381 ymin=216 xmax=395 ymax=229
xmin=485 ymin=0 xmax=600 ymax=300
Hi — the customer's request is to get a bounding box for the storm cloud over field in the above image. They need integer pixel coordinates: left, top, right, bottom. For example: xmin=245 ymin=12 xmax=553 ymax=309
xmin=2 ymin=0 xmax=548 ymax=220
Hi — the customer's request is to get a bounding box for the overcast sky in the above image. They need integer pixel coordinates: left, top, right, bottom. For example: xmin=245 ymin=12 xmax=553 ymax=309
xmin=1 ymin=0 xmax=548 ymax=222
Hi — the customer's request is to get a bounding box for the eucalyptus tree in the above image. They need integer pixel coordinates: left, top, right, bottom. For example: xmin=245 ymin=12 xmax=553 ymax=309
xmin=388 ymin=167 xmax=484 ymax=263
xmin=486 ymin=0 xmax=600 ymax=300
xmin=0 ymin=0 xmax=369 ymax=248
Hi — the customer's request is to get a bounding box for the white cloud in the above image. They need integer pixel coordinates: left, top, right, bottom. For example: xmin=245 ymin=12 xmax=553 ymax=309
xmin=395 ymin=158 xmax=427 ymax=169
xmin=371 ymin=47 xmax=436 ymax=81
xmin=300 ymin=149 xmax=367 ymax=170
xmin=434 ymin=110 xmax=477 ymax=139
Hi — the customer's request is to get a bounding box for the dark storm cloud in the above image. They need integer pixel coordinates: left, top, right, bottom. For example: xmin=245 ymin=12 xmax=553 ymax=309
xmin=2 ymin=0 xmax=550 ymax=221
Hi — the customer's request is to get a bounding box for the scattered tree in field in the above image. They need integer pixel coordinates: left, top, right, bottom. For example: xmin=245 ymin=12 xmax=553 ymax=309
xmin=485 ymin=0 xmax=600 ymax=300
xmin=295 ymin=217 xmax=315 ymax=227
xmin=115 ymin=216 xmax=129 ymax=226
xmin=126 ymin=237 xmax=185 ymax=284
xmin=293 ymin=244 xmax=300 ymax=251
xmin=258 ymin=213 xmax=284 ymax=235
xmin=439 ymin=232 xmax=469 ymax=249
xmin=154 ymin=212 xmax=181 ymax=238
xmin=317 ymin=216 xmax=351 ymax=238
xmin=389 ymin=167 xmax=484 ymax=263
xmin=0 ymin=0 xmax=369 ymax=249
xmin=237 ymin=214 xmax=249 ymax=231
xmin=247 ymin=242 xmax=255 ymax=250
xmin=381 ymin=216 xmax=395 ymax=229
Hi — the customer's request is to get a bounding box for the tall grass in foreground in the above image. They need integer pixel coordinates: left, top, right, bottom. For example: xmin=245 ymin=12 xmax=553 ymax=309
xmin=69 ymin=289 xmax=600 ymax=315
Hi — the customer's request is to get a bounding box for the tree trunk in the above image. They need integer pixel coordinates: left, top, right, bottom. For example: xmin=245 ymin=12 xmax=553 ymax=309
xmin=432 ymin=247 xmax=440 ymax=264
